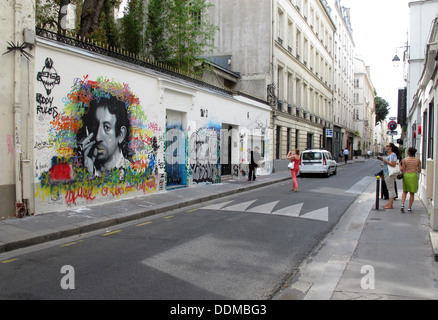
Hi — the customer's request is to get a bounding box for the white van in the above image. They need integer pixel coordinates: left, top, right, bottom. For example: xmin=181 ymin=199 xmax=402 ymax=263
xmin=300 ymin=149 xmax=337 ymax=177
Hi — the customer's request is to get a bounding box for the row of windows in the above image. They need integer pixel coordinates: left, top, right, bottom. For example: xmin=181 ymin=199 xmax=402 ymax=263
xmin=276 ymin=65 xmax=332 ymax=121
xmin=277 ymin=1 xmax=334 ymax=86
xmin=275 ymin=126 xmax=324 ymax=159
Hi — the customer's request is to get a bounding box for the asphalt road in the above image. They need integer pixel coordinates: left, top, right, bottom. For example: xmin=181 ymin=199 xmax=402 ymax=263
xmin=0 ymin=160 xmax=379 ymax=300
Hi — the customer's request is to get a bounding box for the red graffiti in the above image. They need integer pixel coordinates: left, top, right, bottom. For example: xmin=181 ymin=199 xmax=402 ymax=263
xmin=65 ymin=186 xmax=96 ymax=205
xmin=50 ymin=163 xmax=73 ymax=181
xmin=51 ymin=114 xmax=82 ymax=133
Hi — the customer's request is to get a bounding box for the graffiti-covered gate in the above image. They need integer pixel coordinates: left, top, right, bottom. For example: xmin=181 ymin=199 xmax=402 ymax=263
xmin=165 ymin=110 xmax=187 ymax=188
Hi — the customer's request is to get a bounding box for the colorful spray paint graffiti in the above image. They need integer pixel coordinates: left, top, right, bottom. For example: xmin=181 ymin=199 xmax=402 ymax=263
xmin=189 ymin=124 xmax=221 ymax=184
xmin=164 ymin=119 xmax=221 ymax=187
xmin=35 ymin=74 xmax=161 ymax=206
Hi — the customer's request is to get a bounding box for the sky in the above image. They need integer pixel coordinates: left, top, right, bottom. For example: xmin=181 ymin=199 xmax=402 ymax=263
xmin=340 ymin=0 xmax=411 ymax=120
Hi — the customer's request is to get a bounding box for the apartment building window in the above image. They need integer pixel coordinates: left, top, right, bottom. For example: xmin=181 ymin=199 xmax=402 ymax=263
xmin=303 ymin=37 xmax=308 ymax=66
xmin=354 ymin=93 xmax=359 ymax=104
xmin=296 ymin=78 xmax=301 ymax=108
xmin=310 ymin=6 xmax=315 ymax=28
xmin=315 ymin=51 xmax=319 ymax=76
xmin=428 ymin=101 xmax=434 ymax=159
xmin=287 ymin=72 xmax=294 ymax=105
xmin=354 ymin=78 xmax=360 ymax=88
xmin=307 ymin=133 xmax=313 ymax=149
xmin=277 ymin=65 xmax=284 ymax=102
xmin=296 ymin=0 xmax=302 ymax=12
xmin=303 ymin=83 xmax=308 ymax=110
xmin=310 ymin=44 xmax=314 ymax=71
xmin=296 ymin=29 xmax=302 ymax=60
xmin=316 ymin=15 xmax=320 ymax=36
xmin=288 ymin=20 xmax=294 ymax=53
xmin=354 ymin=108 xmax=359 ymax=120
xmin=309 ymin=87 xmax=314 ymax=114
xmin=295 ymin=129 xmax=300 ymax=149
xmin=276 ymin=126 xmax=282 ymax=160
xmin=277 ymin=8 xmax=284 ymax=44
xmin=303 ymin=0 xmax=308 ymax=20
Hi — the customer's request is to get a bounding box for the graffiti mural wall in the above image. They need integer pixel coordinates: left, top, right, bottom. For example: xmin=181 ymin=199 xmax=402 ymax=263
xmin=34 ymin=46 xmax=163 ymax=212
xmin=33 ymin=43 xmax=271 ymax=214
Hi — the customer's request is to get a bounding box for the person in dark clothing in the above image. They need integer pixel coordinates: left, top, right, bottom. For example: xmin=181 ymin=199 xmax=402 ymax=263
xmin=248 ymin=146 xmax=261 ymax=181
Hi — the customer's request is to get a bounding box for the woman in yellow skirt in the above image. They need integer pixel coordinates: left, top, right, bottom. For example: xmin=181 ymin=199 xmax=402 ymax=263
xmin=400 ymin=147 xmax=422 ymax=213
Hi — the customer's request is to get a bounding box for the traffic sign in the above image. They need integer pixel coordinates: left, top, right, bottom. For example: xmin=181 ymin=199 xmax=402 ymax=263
xmin=388 ymin=121 xmax=397 ymax=131
xmin=387 ymin=131 xmax=398 ymax=136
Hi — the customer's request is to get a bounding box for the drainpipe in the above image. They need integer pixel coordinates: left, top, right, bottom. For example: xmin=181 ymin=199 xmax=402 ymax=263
xmin=13 ymin=0 xmax=26 ymax=217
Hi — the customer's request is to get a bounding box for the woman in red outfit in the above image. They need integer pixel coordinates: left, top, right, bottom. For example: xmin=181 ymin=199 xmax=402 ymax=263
xmin=287 ymin=149 xmax=301 ymax=192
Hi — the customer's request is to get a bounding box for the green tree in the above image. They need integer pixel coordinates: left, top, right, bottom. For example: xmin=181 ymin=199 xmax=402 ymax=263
xmin=375 ymin=90 xmax=390 ymax=125
xmin=166 ymin=0 xmax=218 ymax=73
xmin=36 ymin=0 xmax=121 ymax=45
xmin=120 ymin=0 xmax=144 ymax=55
xmin=144 ymin=0 xmax=171 ymax=63
xmin=97 ymin=0 xmax=120 ymax=48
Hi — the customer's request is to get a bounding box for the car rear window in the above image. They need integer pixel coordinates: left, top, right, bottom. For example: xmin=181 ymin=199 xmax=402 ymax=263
xmin=302 ymin=152 xmax=322 ymax=160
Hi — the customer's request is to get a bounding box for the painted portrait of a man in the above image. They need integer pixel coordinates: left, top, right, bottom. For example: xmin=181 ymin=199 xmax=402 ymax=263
xmin=77 ymin=95 xmax=132 ymax=177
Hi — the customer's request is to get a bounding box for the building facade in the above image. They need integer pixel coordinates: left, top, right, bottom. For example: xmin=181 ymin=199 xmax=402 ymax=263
xmin=208 ymin=0 xmax=336 ymax=166
xmin=353 ymin=57 xmax=376 ymax=156
xmin=327 ymin=0 xmax=355 ymax=160
xmin=409 ymin=16 xmax=438 ymax=231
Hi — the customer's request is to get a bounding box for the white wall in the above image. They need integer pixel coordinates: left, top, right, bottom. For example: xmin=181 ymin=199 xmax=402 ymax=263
xmin=33 ymin=38 xmax=271 ymax=214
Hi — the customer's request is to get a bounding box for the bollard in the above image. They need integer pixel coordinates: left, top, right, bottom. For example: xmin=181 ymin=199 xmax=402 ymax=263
xmin=375 ymin=175 xmax=380 ymax=210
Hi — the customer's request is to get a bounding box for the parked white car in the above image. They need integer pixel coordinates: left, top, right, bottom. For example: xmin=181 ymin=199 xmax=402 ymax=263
xmin=300 ymin=149 xmax=337 ymax=177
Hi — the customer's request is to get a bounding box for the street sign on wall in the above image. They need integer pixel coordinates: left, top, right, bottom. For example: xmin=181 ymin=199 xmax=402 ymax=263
xmin=326 ymin=129 xmax=333 ymax=138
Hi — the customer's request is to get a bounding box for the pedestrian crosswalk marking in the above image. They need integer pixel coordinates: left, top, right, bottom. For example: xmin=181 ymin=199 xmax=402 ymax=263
xmin=201 ymin=200 xmax=328 ymax=222
xmin=272 ymin=203 xmax=303 ymax=217
xmin=300 ymin=207 xmax=329 ymax=222
xmin=246 ymin=201 xmax=280 ymax=214
xmin=202 ymin=201 xmax=235 ymax=211
xmin=221 ymin=200 xmax=257 ymax=212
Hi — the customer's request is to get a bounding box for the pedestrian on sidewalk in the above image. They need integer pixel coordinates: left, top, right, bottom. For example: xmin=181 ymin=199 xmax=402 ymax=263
xmin=248 ymin=146 xmax=261 ymax=181
xmin=343 ymin=147 xmax=349 ymax=164
xmin=378 ymin=143 xmax=400 ymax=209
xmin=287 ymin=149 xmax=301 ymax=192
xmin=400 ymin=147 xmax=422 ymax=213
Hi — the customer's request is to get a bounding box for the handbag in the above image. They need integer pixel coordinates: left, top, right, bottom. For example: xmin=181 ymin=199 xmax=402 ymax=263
xmin=288 ymin=162 xmax=295 ymax=170
xmin=397 ymin=173 xmax=404 ymax=180
xmin=388 ymin=160 xmax=400 ymax=176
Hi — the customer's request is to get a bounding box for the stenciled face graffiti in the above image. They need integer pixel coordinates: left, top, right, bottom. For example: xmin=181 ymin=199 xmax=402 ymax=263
xmin=37 ymin=58 xmax=61 ymax=95
xmin=36 ymin=58 xmax=61 ymax=120
xmin=36 ymin=75 xmax=162 ymax=206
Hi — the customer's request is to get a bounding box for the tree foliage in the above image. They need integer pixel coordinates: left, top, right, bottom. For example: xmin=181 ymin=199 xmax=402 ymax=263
xmin=120 ymin=0 xmax=144 ymax=55
xmin=374 ymin=90 xmax=390 ymax=125
xmin=144 ymin=0 xmax=172 ymax=63
xmin=165 ymin=0 xmax=218 ymax=73
xmin=35 ymin=0 xmax=218 ymax=74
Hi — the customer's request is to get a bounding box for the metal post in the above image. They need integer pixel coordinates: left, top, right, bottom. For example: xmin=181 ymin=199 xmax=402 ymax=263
xmin=375 ymin=176 xmax=380 ymax=210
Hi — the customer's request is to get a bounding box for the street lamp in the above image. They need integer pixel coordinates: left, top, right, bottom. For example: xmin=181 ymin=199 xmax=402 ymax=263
xmin=392 ymin=54 xmax=401 ymax=68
